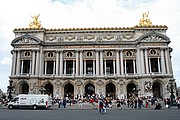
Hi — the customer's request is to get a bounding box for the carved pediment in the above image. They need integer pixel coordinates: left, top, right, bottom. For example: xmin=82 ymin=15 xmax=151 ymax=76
xmin=11 ymin=34 xmax=43 ymax=46
xmin=137 ymin=32 xmax=170 ymax=43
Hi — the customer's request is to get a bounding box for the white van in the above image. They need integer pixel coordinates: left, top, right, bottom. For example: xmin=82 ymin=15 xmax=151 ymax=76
xmin=7 ymin=94 xmax=52 ymax=109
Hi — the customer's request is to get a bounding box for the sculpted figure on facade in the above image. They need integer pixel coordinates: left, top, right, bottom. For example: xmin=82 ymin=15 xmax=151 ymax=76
xmin=139 ymin=11 xmax=152 ymax=26
xmin=29 ymin=14 xmax=41 ymax=28
xmin=144 ymin=81 xmax=152 ymax=92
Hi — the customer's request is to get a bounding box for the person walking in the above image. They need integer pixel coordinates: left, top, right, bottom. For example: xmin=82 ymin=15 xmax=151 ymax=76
xmin=98 ymin=99 xmax=104 ymax=114
xmin=63 ymin=98 xmax=66 ymax=108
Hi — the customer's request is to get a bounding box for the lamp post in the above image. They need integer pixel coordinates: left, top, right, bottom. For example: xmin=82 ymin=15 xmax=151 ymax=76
xmin=7 ymin=79 xmax=13 ymax=101
xmin=169 ymin=79 xmax=176 ymax=106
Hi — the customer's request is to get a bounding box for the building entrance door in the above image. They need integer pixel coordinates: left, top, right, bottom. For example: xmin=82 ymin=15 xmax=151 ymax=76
xmin=85 ymin=83 xmax=95 ymax=96
xmin=64 ymin=83 xmax=74 ymax=99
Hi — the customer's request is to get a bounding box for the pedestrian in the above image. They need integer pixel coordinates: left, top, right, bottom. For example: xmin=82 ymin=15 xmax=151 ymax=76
xmin=176 ymin=98 xmax=180 ymax=109
xmin=117 ymin=100 xmax=121 ymax=109
xmin=98 ymin=99 xmax=104 ymax=114
xmin=78 ymin=99 xmax=83 ymax=107
xmin=58 ymin=99 xmax=62 ymax=108
xmin=63 ymin=98 xmax=66 ymax=108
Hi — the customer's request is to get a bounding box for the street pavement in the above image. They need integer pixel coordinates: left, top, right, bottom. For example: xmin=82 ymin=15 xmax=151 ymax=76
xmin=0 ymin=102 xmax=180 ymax=120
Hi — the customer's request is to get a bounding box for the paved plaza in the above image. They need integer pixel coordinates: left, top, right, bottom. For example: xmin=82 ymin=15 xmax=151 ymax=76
xmin=0 ymin=102 xmax=180 ymax=120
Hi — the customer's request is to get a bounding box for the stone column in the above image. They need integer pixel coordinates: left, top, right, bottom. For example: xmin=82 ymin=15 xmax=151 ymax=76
xmin=11 ymin=50 xmax=17 ymax=75
xmin=59 ymin=50 xmax=63 ymax=76
xmin=39 ymin=46 xmax=44 ymax=76
xmin=120 ymin=50 xmax=124 ymax=75
xmin=136 ymin=46 xmax=141 ymax=75
xmin=84 ymin=60 xmax=86 ymax=75
xmin=165 ymin=48 xmax=170 ymax=74
xmin=35 ymin=50 xmax=40 ymax=75
xmin=140 ymin=49 xmax=145 ymax=74
xmin=104 ymin=59 xmax=106 ymax=75
xmin=30 ymin=60 xmax=32 ymax=74
xmin=44 ymin=61 xmax=47 ymax=75
xmin=56 ymin=51 xmax=59 ymax=76
xmin=80 ymin=50 xmax=83 ymax=76
xmin=160 ymin=48 xmax=165 ymax=74
xmin=124 ymin=60 xmax=127 ymax=74
xmin=113 ymin=59 xmax=116 ymax=75
xmin=96 ymin=50 xmax=99 ymax=76
xmin=93 ymin=59 xmax=95 ymax=75
xmin=53 ymin=60 xmax=56 ymax=75
xmin=64 ymin=60 xmax=66 ymax=75
xmin=158 ymin=57 xmax=161 ymax=73
xmin=20 ymin=60 xmax=23 ymax=74
xmin=100 ymin=50 xmax=103 ymax=75
xmin=32 ymin=51 xmax=36 ymax=75
xmin=16 ymin=50 xmax=21 ymax=75
xmin=76 ymin=50 xmax=79 ymax=76
xmin=73 ymin=60 xmax=75 ymax=75
xmin=133 ymin=59 xmax=136 ymax=74
xmin=144 ymin=48 xmax=149 ymax=74
xmin=116 ymin=50 xmax=120 ymax=75
xmin=149 ymin=58 xmax=151 ymax=73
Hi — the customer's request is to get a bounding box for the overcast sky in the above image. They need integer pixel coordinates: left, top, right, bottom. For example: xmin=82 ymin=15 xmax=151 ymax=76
xmin=0 ymin=0 xmax=180 ymax=92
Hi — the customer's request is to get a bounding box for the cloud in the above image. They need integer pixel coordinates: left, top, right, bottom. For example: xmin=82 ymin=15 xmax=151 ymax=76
xmin=0 ymin=0 xmax=180 ymax=92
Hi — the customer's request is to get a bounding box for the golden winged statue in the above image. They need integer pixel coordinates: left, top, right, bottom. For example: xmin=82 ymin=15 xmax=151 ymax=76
xmin=29 ymin=14 xmax=41 ymax=28
xmin=139 ymin=11 xmax=152 ymax=26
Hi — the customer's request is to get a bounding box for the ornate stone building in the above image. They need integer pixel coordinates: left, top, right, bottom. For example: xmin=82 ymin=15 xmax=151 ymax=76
xmin=9 ymin=13 xmax=176 ymax=99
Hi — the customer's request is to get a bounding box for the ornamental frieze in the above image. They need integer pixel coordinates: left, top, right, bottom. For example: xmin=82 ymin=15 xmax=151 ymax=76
xmin=55 ymin=80 xmax=62 ymax=86
xmin=141 ymin=35 xmax=165 ymax=42
xmin=97 ymin=80 xmax=104 ymax=86
xmin=75 ymin=80 xmax=83 ymax=86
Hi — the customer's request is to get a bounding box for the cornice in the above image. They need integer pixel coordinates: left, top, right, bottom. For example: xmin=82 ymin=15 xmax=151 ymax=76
xmin=13 ymin=25 xmax=168 ymax=33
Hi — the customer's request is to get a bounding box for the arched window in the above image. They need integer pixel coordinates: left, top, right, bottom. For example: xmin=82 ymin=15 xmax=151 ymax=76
xmin=48 ymin=52 xmax=54 ymax=57
xmin=126 ymin=51 xmax=132 ymax=56
xmin=67 ymin=52 xmax=73 ymax=57
xmin=150 ymin=49 xmax=157 ymax=55
xmin=86 ymin=51 xmax=93 ymax=57
xmin=106 ymin=51 xmax=113 ymax=57
xmin=24 ymin=51 xmax=31 ymax=57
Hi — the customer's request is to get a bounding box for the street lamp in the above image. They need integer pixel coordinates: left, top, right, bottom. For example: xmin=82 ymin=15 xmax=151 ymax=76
xmin=169 ymin=79 xmax=176 ymax=106
xmin=7 ymin=79 xmax=13 ymax=101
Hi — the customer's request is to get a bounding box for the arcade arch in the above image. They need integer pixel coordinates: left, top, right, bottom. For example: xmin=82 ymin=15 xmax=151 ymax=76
xmin=44 ymin=83 xmax=53 ymax=97
xmin=152 ymin=81 xmax=162 ymax=98
xmin=85 ymin=83 xmax=95 ymax=96
xmin=64 ymin=83 xmax=74 ymax=99
xmin=127 ymin=83 xmax=137 ymax=98
xmin=19 ymin=82 xmax=29 ymax=94
xmin=106 ymin=83 xmax=116 ymax=99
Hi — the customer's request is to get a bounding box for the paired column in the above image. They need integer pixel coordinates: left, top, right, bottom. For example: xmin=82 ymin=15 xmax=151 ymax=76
xmin=59 ymin=50 xmax=63 ymax=76
xmin=96 ymin=50 xmax=99 ymax=76
xmin=116 ymin=50 xmax=120 ymax=75
xmin=165 ymin=48 xmax=170 ymax=74
xmin=56 ymin=51 xmax=60 ymax=76
xmin=75 ymin=50 xmax=79 ymax=76
xmin=120 ymin=50 xmax=124 ymax=75
xmin=80 ymin=50 xmax=83 ymax=76
xmin=11 ymin=50 xmax=17 ymax=75
xmin=31 ymin=51 xmax=36 ymax=75
xmin=160 ymin=48 xmax=166 ymax=74
xmin=144 ymin=48 xmax=149 ymax=74
xmin=16 ymin=50 xmax=21 ymax=75
xmin=35 ymin=50 xmax=40 ymax=75
xmin=140 ymin=49 xmax=145 ymax=74
xmin=100 ymin=50 xmax=103 ymax=75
